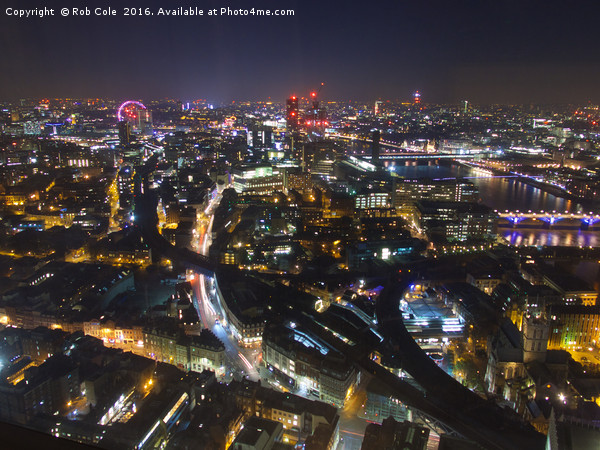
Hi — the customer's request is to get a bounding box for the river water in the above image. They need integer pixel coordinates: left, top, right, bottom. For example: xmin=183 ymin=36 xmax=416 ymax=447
xmin=390 ymin=161 xmax=600 ymax=247
xmin=385 ymin=161 xmax=585 ymax=212
xmin=344 ymin=140 xmax=600 ymax=246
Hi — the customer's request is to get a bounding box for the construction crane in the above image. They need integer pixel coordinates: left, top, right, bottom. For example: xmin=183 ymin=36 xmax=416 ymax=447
xmin=310 ymin=82 xmax=325 ymax=110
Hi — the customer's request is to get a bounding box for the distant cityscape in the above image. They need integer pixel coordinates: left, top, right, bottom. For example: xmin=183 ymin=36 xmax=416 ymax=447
xmin=1 ymin=94 xmax=600 ymax=450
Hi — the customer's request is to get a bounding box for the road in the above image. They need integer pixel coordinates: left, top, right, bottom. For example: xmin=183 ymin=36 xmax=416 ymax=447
xmin=337 ymin=374 xmax=370 ymax=450
xmin=190 ymin=193 xmax=260 ymax=382
xmin=190 ymin=189 xmax=376 ymax=446
xmin=135 ymin=162 xmax=373 ymax=445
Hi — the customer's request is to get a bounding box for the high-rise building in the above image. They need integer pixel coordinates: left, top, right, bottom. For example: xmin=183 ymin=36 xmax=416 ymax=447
xmin=305 ymin=91 xmax=327 ymax=131
xmin=118 ymin=120 xmax=131 ymax=145
xmin=371 ymin=129 xmax=380 ymax=162
xmin=247 ymin=126 xmax=273 ymax=149
xmin=286 ymin=96 xmax=299 ymax=131
xmin=374 ymin=100 xmax=383 ymax=116
xmin=117 ymin=166 xmax=135 ymax=209
xmin=136 ymin=108 xmax=152 ymax=134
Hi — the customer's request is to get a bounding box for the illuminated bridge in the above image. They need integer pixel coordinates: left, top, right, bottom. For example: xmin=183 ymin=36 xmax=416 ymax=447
xmin=498 ymin=210 xmax=600 ymax=229
xmin=330 ymin=134 xmax=478 ymax=160
xmin=377 ymin=153 xmax=476 ymax=160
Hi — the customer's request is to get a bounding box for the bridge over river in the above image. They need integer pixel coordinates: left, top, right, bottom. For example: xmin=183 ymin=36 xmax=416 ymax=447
xmin=498 ymin=210 xmax=600 ymax=229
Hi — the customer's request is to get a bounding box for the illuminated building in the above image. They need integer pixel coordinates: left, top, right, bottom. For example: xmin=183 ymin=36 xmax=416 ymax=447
xmin=232 ymin=163 xmax=275 ymax=193
xmin=322 ymin=191 xmax=353 ymax=218
xmin=485 ymin=318 xmax=568 ymax=415
xmin=439 ymin=139 xmax=473 ymax=154
xmin=234 ymin=173 xmax=286 ymax=195
xmin=355 ymin=192 xmax=389 ymax=209
xmin=230 ymin=378 xmax=340 ymax=448
xmin=363 ymin=379 xmax=408 ymax=423
xmin=104 ymin=386 xmax=190 ymax=450
xmin=95 ymin=229 xmax=152 ymax=266
xmin=522 ymin=317 xmax=550 ymax=363
xmin=346 ymin=239 xmax=421 ymax=269
xmin=262 ymin=322 xmax=358 ymax=408
xmin=466 ymin=270 xmax=503 ymax=295
xmin=393 ymin=179 xmax=478 ymax=205
xmin=19 ymin=327 xmax=69 ymax=364
xmin=143 ymin=326 xmax=225 ymax=375
xmin=286 ymin=171 xmax=313 ymax=193
xmin=0 ymin=355 xmax=79 ymax=424
xmin=117 ymin=166 xmax=135 ymax=210
xmin=416 ymin=201 xmax=497 ymax=242
xmin=229 ymin=417 xmax=283 ymax=449
xmin=247 ymin=126 xmax=273 ymax=149
xmin=214 ymin=274 xmax=266 ymax=348
xmin=548 ymin=305 xmax=600 ymax=350
xmin=83 ymin=320 xmax=144 ymax=347
xmin=0 ymin=189 xmax=28 ymax=211
xmin=6 ymin=218 xmax=44 ymax=233
xmin=305 ymin=89 xmax=328 ymax=132
xmin=541 ymin=272 xmax=598 ymax=306
xmin=23 ymin=120 xmax=42 ymax=136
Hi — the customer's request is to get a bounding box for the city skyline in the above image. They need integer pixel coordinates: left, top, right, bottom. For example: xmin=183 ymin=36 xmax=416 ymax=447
xmin=2 ymin=0 xmax=600 ymax=103
xmin=3 ymin=2 xmax=600 ymax=449
xmin=2 ymin=69 xmax=600 ymax=449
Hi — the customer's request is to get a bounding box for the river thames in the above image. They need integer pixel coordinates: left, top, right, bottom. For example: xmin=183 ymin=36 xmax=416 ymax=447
xmin=388 ymin=161 xmax=599 ymax=247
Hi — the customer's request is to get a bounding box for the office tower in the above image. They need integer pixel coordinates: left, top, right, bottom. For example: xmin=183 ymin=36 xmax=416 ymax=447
xmin=286 ymin=96 xmax=299 ymax=131
xmin=118 ymin=120 xmax=131 ymax=145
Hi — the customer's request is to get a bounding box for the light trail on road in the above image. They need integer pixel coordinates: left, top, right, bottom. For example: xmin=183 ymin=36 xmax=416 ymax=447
xmin=340 ymin=429 xmax=364 ymax=437
xmin=238 ymin=352 xmax=254 ymax=371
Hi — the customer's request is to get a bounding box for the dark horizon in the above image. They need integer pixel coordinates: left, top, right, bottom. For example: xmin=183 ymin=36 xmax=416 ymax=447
xmin=2 ymin=0 xmax=600 ymax=104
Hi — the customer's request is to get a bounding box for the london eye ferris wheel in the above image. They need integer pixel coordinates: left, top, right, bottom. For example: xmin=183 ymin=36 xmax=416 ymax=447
xmin=117 ymin=100 xmax=147 ymax=123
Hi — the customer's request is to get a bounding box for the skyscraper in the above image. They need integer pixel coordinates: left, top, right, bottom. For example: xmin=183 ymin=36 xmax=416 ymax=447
xmin=286 ymin=96 xmax=299 ymax=131
xmin=118 ymin=120 xmax=131 ymax=145
xmin=372 ymin=129 xmax=380 ymax=162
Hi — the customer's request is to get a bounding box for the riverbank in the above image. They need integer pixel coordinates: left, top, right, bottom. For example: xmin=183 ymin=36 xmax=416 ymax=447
xmin=456 ymin=160 xmax=598 ymax=211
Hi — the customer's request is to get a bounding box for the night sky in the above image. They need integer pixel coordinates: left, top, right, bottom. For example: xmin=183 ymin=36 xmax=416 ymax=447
xmin=1 ymin=0 xmax=600 ymax=104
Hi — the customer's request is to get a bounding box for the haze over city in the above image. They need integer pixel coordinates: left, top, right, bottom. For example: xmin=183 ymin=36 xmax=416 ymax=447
xmin=2 ymin=0 xmax=600 ymax=103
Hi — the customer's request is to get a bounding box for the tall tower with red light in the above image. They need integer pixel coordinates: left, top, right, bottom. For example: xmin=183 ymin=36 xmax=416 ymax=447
xmin=413 ymin=91 xmax=421 ymax=105
xmin=306 ymin=83 xmax=327 ymax=131
xmin=286 ymin=95 xmax=299 ymax=130
xmin=311 ymin=91 xmax=319 ymax=111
